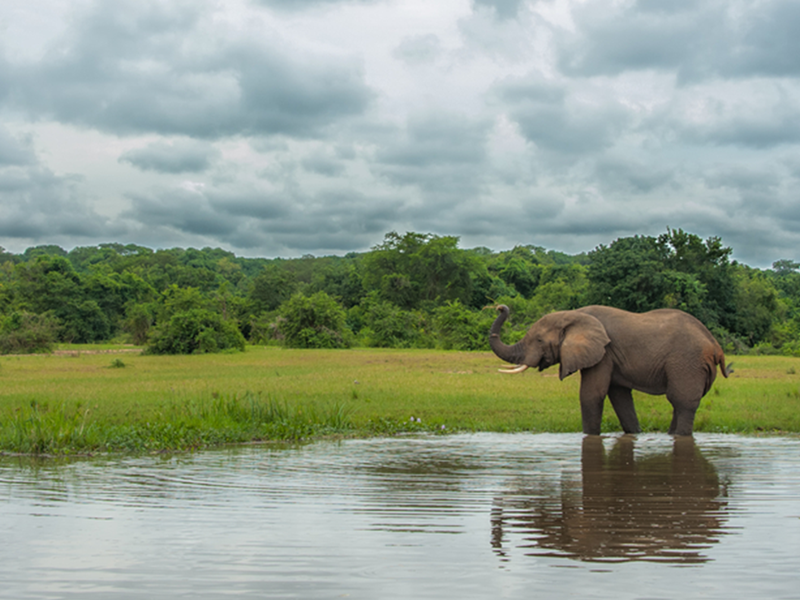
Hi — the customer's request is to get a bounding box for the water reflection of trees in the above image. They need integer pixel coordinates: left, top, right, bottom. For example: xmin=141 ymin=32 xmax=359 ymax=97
xmin=491 ymin=436 xmax=730 ymax=564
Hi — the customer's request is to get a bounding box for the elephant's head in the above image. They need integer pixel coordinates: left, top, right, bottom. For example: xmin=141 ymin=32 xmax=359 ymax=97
xmin=489 ymin=305 xmax=610 ymax=380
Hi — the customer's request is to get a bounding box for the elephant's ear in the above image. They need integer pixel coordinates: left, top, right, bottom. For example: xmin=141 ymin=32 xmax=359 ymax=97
xmin=559 ymin=313 xmax=610 ymax=380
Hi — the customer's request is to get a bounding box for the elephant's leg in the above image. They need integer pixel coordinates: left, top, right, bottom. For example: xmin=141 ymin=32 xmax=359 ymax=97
xmin=666 ymin=385 xmax=702 ymax=436
xmin=578 ymin=366 xmax=611 ymax=435
xmin=667 ymin=404 xmax=698 ymax=436
xmin=579 ymin=395 xmax=604 ymax=435
xmin=607 ymin=385 xmax=641 ymax=434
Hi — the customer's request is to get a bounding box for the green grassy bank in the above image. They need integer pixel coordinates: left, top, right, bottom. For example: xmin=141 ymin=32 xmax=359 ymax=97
xmin=1 ymin=346 xmax=799 ymax=454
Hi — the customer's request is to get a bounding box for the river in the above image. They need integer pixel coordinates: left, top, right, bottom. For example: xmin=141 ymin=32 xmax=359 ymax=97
xmin=1 ymin=433 xmax=799 ymax=599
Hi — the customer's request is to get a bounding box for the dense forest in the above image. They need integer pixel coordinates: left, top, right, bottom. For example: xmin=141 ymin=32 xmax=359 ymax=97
xmin=0 ymin=229 xmax=797 ymax=356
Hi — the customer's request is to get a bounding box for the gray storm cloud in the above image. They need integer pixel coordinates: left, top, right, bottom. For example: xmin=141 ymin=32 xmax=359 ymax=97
xmin=0 ymin=0 xmax=798 ymax=266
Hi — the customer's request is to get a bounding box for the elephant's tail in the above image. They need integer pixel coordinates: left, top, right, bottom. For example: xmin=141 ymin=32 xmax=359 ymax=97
xmin=704 ymin=351 xmax=732 ymax=396
xmin=718 ymin=353 xmax=734 ymax=378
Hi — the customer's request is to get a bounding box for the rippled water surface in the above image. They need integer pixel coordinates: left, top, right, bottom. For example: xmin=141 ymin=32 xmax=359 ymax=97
xmin=2 ymin=433 xmax=800 ymax=599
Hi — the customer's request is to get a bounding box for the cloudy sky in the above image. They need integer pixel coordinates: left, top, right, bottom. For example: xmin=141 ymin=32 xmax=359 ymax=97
xmin=1 ymin=0 xmax=799 ymax=266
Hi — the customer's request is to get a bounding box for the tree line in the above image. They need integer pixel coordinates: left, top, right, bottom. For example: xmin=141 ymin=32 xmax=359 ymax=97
xmin=0 ymin=229 xmax=797 ymax=355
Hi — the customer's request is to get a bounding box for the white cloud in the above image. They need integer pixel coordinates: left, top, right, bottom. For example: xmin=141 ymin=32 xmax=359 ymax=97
xmin=393 ymin=34 xmax=443 ymax=66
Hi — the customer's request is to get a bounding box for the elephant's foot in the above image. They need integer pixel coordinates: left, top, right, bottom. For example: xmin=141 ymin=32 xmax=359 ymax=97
xmin=668 ymin=410 xmax=696 ymax=436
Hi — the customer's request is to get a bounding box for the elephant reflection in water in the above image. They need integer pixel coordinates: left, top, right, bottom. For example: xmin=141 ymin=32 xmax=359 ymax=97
xmin=491 ymin=436 xmax=729 ymax=564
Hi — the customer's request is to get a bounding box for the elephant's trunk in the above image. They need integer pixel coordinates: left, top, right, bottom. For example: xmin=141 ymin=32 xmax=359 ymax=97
xmin=489 ymin=305 xmax=527 ymax=366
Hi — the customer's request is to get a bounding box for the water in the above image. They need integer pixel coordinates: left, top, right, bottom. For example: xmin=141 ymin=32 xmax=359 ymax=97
xmin=1 ymin=433 xmax=799 ymax=599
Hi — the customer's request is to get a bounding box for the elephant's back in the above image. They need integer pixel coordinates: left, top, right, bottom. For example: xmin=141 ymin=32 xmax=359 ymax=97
xmin=579 ymin=305 xmax=722 ymax=365
xmin=579 ymin=306 xmax=717 ymax=342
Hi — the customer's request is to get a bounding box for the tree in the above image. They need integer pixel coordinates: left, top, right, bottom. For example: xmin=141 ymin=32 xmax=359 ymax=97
xmin=158 ymin=285 xmax=209 ymax=320
xmin=12 ymin=255 xmax=109 ymax=342
xmin=361 ymin=232 xmax=475 ymax=309
xmin=587 ymin=230 xmax=739 ymax=329
xmin=21 ymin=245 xmax=67 ymax=260
xmin=494 ymin=246 xmax=541 ymax=298
xmin=84 ymin=270 xmax=156 ymax=337
xmin=279 ymin=292 xmax=350 ymax=348
xmin=658 ymin=228 xmax=735 ymax=329
xmin=124 ymin=304 xmax=155 ymax=345
xmin=587 ymin=235 xmax=671 ymax=312
xmin=248 ymin=262 xmax=298 ymax=314
xmin=773 ymin=259 xmax=800 ymax=278
xmin=309 ymin=256 xmax=365 ymax=308
xmin=731 ymin=268 xmax=779 ymax=345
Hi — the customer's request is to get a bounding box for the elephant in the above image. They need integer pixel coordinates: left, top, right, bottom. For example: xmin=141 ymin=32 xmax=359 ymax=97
xmin=489 ymin=304 xmax=732 ymax=436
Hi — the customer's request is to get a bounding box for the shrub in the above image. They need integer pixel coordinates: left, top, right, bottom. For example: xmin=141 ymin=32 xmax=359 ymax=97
xmin=433 ymin=300 xmax=494 ymax=351
xmin=146 ymin=309 xmax=246 ymax=354
xmin=0 ymin=311 xmax=58 ymax=354
xmin=279 ymin=292 xmax=350 ymax=348
xmin=358 ymin=299 xmax=429 ymax=348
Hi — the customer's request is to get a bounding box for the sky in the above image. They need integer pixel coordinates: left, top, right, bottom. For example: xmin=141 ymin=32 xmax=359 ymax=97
xmin=1 ymin=0 xmax=799 ymax=267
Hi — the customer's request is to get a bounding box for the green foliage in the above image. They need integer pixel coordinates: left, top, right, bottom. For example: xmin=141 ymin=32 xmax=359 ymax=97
xmin=0 ymin=311 xmax=58 ymax=354
xmin=362 ymin=232 xmax=476 ymax=309
xmin=0 ymin=229 xmax=797 ymax=354
xmin=356 ymin=296 xmax=431 ymax=348
xmin=588 ymin=235 xmax=671 ymax=312
xmin=158 ymin=284 xmax=209 ymax=319
xmin=495 ymin=246 xmax=541 ymax=297
xmin=308 ymin=256 xmax=365 ymax=308
xmin=279 ymin=291 xmax=350 ymax=348
xmin=659 ymin=228 xmax=736 ymax=329
xmin=124 ymin=303 xmax=155 ymax=345
xmin=248 ymin=262 xmax=298 ymax=313
xmin=587 ymin=229 xmax=744 ymax=341
xmin=146 ymin=309 xmax=246 ymax=354
xmin=61 ymin=300 xmax=112 ymax=343
xmin=433 ymin=300 xmax=494 ymax=350
xmin=4 ymin=349 xmax=800 ymax=454
xmin=1 ymin=401 xmax=97 ymax=454
xmin=0 ymin=392 xmax=355 ymax=454
xmin=11 ymin=255 xmax=113 ymax=342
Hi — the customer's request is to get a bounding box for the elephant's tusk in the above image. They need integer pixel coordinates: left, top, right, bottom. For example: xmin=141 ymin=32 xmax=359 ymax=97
xmin=498 ymin=364 xmax=529 ymax=374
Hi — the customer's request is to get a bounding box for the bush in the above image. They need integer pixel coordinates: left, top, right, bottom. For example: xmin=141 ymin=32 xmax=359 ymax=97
xmin=358 ymin=299 xmax=430 ymax=348
xmin=146 ymin=309 xmax=246 ymax=354
xmin=279 ymin=292 xmax=350 ymax=349
xmin=0 ymin=311 xmax=58 ymax=354
xmin=433 ymin=300 xmax=494 ymax=351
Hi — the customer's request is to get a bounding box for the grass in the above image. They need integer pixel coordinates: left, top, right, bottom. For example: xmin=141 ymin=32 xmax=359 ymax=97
xmin=1 ymin=347 xmax=799 ymax=454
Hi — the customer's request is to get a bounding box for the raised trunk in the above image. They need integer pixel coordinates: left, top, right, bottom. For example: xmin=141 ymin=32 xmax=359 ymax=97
xmin=489 ymin=305 xmax=526 ymax=365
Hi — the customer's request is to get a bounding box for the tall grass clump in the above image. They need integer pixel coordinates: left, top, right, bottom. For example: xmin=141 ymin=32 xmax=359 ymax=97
xmin=171 ymin=391 xmax=356 ymax=440
xmin=0 ymin=392 xmax=357 ymax=455
xmin=0 ymin=401 xmax=100 ymax=454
